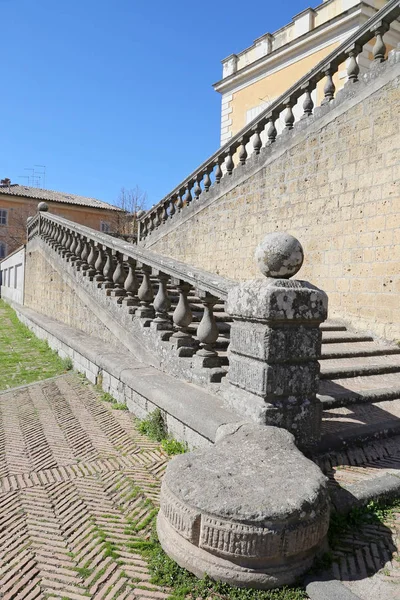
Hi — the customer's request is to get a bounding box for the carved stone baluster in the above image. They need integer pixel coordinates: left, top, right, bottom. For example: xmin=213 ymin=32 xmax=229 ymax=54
xmin=151 ymin=271 xmax=172 ymax=331
xmin=142 ymin=218 xmax=149 ymax=239
xmin=373 ymin=24 xmax=388 ymax=63
xmin=194 ymin=176 xmax=202 ymax=200
xmin=122 ymin=257 xmax=139 ymax=311
xmin=85 ymin=241 xmax=97 ymax=279
xmin=253 ymin=127 xmax=262 ymax=155
xmin=154 ymin=208 xmax=161 ymax=229
xmin=136 ymin=264 xmax=155 ymax=320
xmin=72 ymin=235 xmax=83 ymax=266
xmin=148 ymin=213 xmax=155 ymax=234
xmin=225 ymin=152 xmax=234 ymax=175
xmin=347 ymin=45 xmax=361 ymax=83
xmin=284 ymin=101 xmax=295 ymax=130
xmin=215 ymin=160 xmax=223 ymax=184
xmin=176 ymin=190 xmax=184 ymax=211
xmin=193 ymin=293 xmax=221 ymax=368
xmin=267 ymin=116 xmax=277 ymax=143
xmin=58 ymin=228 xmax=67 ymax=255
xmin=162 ymin=202 xmax=168 ymax=223
xmin=302 ymin=86 xmax=314 ymax=118
xmin=109 ymin=251 xmax=126 ymax=298
xmin=203 ymin=170 xmax=211 ymax=192
xmin=101 ymin=246 xmax=115 ymax=288
xmin=68 ymin=234 xmax=78 ymax=262
xmin=238 ymin=138 xmax=248 ymax=165
xmin=322 ymin=68 xmax=335 ymax=103
xmin=169 ymin=197 xmax=176 ymax=219
xmin=64 ymin=231 xmax=74 ymax=259
xmin=78 ymin=238 xmax=90 ymax=271
xmin=171 ymin=280 xmax=197 ymax=356
xmin=52 ymin=225 xmax=61 ymax=249
xmin=94 ymin=244 xmax=105 ymax=281
xmin=184 ymin=184 xmax=193 ymax=206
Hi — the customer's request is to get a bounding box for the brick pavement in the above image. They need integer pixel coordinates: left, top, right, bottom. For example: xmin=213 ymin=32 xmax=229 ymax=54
xmin=0 ymin=373 xmax=169 ymax=600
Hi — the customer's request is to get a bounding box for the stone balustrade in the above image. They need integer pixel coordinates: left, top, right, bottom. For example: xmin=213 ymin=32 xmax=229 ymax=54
xmin=137 ymin=0 xmax=400 ymax=241
xmin=28 ymin=206 xmax=327 ymax=448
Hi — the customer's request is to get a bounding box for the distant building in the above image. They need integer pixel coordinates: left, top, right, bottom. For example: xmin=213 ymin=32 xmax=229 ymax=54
xmin=0 ymin=183 xmax=123 ymax=258
xmin=213 ymin=0 xmax=400 ymax=145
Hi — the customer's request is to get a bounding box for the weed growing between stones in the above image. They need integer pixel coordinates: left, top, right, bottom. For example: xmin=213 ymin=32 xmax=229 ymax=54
xmin=100 ymin=391 xmax=128 ymax=410
xmin=137 ymin=409 xmax=188 ymax=456
xmin=61 ymin=356 xmax=74 ymax=371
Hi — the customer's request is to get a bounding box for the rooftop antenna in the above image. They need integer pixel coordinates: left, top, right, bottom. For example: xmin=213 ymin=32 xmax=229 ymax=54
xmin=24 ymin=167 xmax=35 ymax=187
xmin=34 ymin=164 xmax=46 ymax=189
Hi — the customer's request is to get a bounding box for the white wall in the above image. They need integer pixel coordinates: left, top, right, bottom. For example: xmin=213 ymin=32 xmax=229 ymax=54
xmin=0 ymin=246 xmax=25 ymax=305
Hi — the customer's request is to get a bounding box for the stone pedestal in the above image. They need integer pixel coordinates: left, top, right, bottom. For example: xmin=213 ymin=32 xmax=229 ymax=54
xmin=158 ymin=423 xmax=330 ymax=589
xmin=224 ymin=233 xmax=328 ymax=448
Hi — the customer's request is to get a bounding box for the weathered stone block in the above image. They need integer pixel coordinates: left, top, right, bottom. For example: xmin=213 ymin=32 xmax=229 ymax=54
xmin=158 ymin=423 xmax=330 ymax=589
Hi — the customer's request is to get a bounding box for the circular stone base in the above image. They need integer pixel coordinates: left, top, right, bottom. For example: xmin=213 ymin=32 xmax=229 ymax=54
xmin=157 ymin=510 xmax=317 ymax=590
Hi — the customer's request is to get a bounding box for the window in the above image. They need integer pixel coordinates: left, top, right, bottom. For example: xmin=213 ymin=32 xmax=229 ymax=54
xmin=100 ymin=221 xmax=110 ymax=233
xmin=0 ymin=242 xmax=6 ymax=258
xmin=0 ymin=209 xmax=8 ymax=226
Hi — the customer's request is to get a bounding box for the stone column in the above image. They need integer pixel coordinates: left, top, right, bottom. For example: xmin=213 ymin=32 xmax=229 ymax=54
xmin=224 ymin=232 xmax=328 ymax=448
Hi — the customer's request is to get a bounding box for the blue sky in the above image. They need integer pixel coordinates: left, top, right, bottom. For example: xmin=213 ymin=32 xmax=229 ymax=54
xmin=1 ymin=0 xmax=315 ymax=208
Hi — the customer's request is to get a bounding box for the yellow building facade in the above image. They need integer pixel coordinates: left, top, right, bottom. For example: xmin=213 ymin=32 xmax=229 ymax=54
xmin=213 ymin=0 xmax=399 ymax=145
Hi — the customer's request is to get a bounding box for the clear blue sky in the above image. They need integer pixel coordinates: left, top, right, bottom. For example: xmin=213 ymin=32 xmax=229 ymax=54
xmin=1 ymin=0 xmax=314 ymax=208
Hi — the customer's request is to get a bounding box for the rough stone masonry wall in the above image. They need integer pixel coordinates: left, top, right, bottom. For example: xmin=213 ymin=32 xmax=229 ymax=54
xmin=24 ymin=242 xmax=122 ymax=351
xmin=146 ymin=66 xmax=400 ymax=342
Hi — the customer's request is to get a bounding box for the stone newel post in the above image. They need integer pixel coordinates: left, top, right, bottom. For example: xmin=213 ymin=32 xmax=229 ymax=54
xmin=225 ymin=232 xmax=328 ymax=447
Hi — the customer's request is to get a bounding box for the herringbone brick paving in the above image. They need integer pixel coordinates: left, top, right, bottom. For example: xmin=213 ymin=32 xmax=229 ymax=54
xmin=0 ymin=373 xmax=169 ymax=600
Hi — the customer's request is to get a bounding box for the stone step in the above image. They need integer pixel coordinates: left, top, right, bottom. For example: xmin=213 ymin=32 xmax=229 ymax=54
xmin=319 ymin=355 xmax=400 ymax=379
xmin=320 ymin=322 xmax=347 ymax=332
xmin=318 ymin=372 xmax=400 ymax=407
xmin=318 ymin=397 xmax=400 ymax=454
xmin=322 ymin=331 xmax=374 ymax=344
xmin=321 ymin=341 xmax=400 ymax=359
xmin=311 ymin=434 xmax=400 ymax=513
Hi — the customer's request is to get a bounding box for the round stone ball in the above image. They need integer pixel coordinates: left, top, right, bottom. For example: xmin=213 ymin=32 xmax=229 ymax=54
xmin=255 ymin=232 xmax=304 ymax=278
xmin=38 ymin=201 xmax=49 ymax=212
xmin=136 ymin=209 xmax=146 ymax=219
xmin=26 ymin=216 xmax=33 ymax=223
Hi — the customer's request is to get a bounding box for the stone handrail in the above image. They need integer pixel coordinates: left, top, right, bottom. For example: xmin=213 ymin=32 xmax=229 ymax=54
xmin=139 ymin=0 xmax=400 ymax=240
xmin=28 ymin=211 xmax=235 ymax=301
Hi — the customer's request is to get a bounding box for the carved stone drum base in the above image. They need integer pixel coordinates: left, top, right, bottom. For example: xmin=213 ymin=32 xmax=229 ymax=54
xmin=158 ymin=423 xmax=330 ymax=590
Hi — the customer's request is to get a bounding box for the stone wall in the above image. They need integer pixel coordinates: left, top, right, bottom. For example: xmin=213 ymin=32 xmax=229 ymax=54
xmin=144 ymin=59 xmax=400 ymax=342
xmin=24 ymin=241 xmax=122 ymax=351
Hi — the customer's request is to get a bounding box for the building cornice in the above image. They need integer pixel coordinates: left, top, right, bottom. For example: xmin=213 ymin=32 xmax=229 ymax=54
xmin=213 ymin=3 xmax=373 ymax=94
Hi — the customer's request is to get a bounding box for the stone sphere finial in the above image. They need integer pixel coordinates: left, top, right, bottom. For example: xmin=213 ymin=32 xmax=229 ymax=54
xmin=255 ymin=232 xmax=304 ymax=278
xmin=136 ymin=209 xmax=146 ymax=219
xmin=38 ymin=201 xmax=49 ymax=212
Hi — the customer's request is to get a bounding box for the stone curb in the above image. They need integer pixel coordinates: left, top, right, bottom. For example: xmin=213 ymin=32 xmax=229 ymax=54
xmin=306 ymin=577 xmax=362 ymax=600
xmin=330 ymin=473 xmax=400 ymax=514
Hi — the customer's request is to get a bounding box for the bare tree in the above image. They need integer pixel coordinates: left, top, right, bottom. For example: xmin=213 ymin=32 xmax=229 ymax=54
xmin=110 ymin=186 xmax=147 ymax=238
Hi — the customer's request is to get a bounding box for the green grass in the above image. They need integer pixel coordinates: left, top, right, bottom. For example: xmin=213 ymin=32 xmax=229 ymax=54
xmin=138 ymin=409 xmax=188 ymax=456
xmin=0 ymin=300 xmax=70 ymax=391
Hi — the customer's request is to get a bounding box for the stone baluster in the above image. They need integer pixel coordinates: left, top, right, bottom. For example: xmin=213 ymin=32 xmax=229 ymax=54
xmin=68 ymin=234 xmax=78 ymax=262
xmin=215 ymin=160 xmax=223 ymax=184
xmin=203 ymin=169 xmax=211 ymax=192
xmin=94 ymin=244 xmax=105 ymax=282
xmin=253 ymin=127 xmax=262 ymax=155
xmin=224 ymin=232 xmax=328 ymax=449
xmin=194 ymin=175 xmax=202 ymax=200
xmin=85 ymin=241 xmax=97 ymax=279
xmin=322 ymin=68 xmax=336 ymax=103
xmin=238 ymin=138 xmax=248 ymax=165
xmin=101 ymin=246 xmax=115 ymax=288
xmin=151 ymin=270 xmax=172 ymax=331
xmin=347 ymin=45 xmax=361 ymax=83
xmin=170 ymin=280 xmax=197 ymax=356
xmin=162 ymin=202 xmax=168 ymax=224
xmin=142 ymin=218 xmax=149 ymax=239
xmin=192 ymin=292 xmax=221 ymax=369
xmin=155 ymin=207 xmax=162 ymax=229
xmin=122 ymin=257 xmax=139 ymax=311
xmin=77 ymin=238 xmax=89 ymax=271
xmin=184 ymin=184 xmax=193 ymax=206
xmin=284 ymin=100 xmax=295 ymax=130
xmin=109 ymin=251 xmax=126 ymax=298
xmin=64 ymin=231 xmax=74 ymax=259
xmin=71 ymin=235 xmax=83 ymax=266
xmin=267 ymin=116 xmax=277 ymax=143
xmin=176 ymin=190 xmax=184 ymax=211
xmin=169 ymin=196 xmax=176 ymax=219
xmin=51 ymin=225 xmax=60 ymax=249
xmin=225 ymin=151 xmax=234 ymax=175
xmin=372 ymin=24 xmax=388 ymax=63
xmin=302 ymin=86 xmax=314 ymax=118
xmin=135 ymin=264 xmax=155 ymax=320
xmin=58 ymin=229 xmax=68 ymax=255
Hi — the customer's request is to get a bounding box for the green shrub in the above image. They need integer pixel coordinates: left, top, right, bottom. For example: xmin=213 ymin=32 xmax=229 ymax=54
xmin=138 ymin=409 xmax=167 ymax=442
xmin=161 ymin=438 xmax=187 ymax=456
